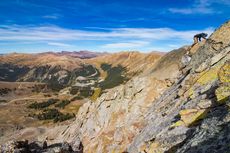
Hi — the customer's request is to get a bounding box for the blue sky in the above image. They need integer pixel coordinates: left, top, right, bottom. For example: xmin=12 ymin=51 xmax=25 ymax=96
xmin=0 ymin=0 xmax=229 ymax=53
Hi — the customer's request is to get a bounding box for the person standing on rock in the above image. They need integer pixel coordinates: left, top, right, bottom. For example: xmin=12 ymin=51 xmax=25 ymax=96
xmin=187 ymin=33 xmax=208 ymax=55
xmin=193 ymin=33 xmax=208 ymax=44
xmin=192 ymin=33 xmax=208 ymax=45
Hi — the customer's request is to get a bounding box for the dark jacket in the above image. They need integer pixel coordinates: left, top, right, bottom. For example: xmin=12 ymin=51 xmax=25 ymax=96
xmin=194 ymin=33 xmax=208 ymax=41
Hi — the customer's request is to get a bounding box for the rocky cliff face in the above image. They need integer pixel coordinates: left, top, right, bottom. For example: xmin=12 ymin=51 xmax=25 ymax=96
xmin=58 ymin=76 xmax=167 ymax=152
xmin=55 ymin=21 xmax=230 ymax=152
xmin=127 ymin=21 xmax=230 ymax=152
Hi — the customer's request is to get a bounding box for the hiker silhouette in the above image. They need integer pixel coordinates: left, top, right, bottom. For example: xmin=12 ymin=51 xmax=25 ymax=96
xmin=193 ymin=33 xmax=208 ymax=45
xmin=187 ymin=33 xmax=208 ymax=54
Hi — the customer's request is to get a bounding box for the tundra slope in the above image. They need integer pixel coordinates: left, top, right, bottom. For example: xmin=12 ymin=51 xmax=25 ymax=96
xmin=0 ymin=52 xmax=162 ymax=89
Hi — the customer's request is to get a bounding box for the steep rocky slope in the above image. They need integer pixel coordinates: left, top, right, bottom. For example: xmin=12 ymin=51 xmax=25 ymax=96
xmin=127 ymin=21 xmax=230 ymax=153
xmin=55 ymin=21 xmax=229 ymax=152
xmin=148 ymin=46 xmax=187 ymax=80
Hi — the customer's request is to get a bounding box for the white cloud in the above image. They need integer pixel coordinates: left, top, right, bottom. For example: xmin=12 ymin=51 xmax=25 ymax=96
xmin=0 ymin=24 xmax=214 ymax=42
xmin=0 ymin=24 xmax=214 ymax=52
xmin=168 ymin=0 xmax=225 ymax=14
xmin=43 ymin=15 xmax=59 ymax=19
xmin=169 ymin=7 xmax=213 ymax=14
xmin=47 ymin=42 xmax=72 ymax=47
xmin=101 ymin=41 xmax=149 ymax=49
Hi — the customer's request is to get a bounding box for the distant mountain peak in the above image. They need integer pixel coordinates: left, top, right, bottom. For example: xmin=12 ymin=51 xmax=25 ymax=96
xmin=56 ymin=50 xmax=108 ymax=59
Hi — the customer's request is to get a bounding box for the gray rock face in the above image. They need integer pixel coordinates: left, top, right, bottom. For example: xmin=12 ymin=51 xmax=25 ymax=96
xmin=180 ymin=55 xmax=191 ymax=69
xmin=59 ymin=76 xmax=168 ymax=153
xmin=176 ymin=106 xmax=230 ymax=153
xmin=58 ymin=21 xmax=229 ymax=152
xmin=0 ymin=140 xmax=80 ymax=153
xmin=127 ymin=21 xmax=230 ymax=153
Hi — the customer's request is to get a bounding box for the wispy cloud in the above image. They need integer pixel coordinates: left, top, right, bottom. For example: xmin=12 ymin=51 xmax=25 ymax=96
xmin=47 ymin=42 xmax=72 ymax=47
xmin=0 ymin=24 xmax=214 ymax=52
xmin=169 ymin=7 xmax=213 ymax=14
xmin=169 ymin=0 xmax=225 ymax=14
xmin=42 ymin=14 xmax=60 ymax=19
xmin=0 ymin=24 xmax=214 ymax=41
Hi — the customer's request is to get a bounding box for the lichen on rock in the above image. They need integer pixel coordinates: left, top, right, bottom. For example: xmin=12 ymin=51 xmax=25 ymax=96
xmin=216 ymin=60 xmax=230 ymax=104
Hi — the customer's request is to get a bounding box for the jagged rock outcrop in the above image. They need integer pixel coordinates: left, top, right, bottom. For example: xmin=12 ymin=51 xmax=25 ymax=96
xmin=127 ymin=21 xmax=230 ymax=153
xmin=0 ymin=140 xmax=80 ymax=153
xmin=57 ymin=76 xmax=168 ymax=152
xmin=58 ymin=21 xmax=230 ymax=153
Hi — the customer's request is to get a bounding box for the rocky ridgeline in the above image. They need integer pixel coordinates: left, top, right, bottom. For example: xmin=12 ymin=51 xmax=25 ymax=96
xmin=127 ymin=21 xmax=230 ymax=153
xmin=63 ymin=21 xmax=229 ymax=153
xmin=1 ymin=21 xmax=230 ymax=153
